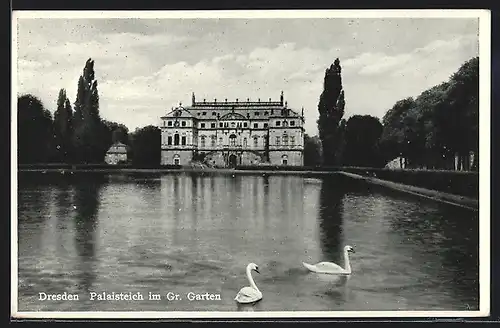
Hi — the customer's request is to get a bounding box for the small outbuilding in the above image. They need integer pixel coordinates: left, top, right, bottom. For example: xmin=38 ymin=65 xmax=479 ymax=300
xmin=105 ymin=142 xmax=128 ymax=165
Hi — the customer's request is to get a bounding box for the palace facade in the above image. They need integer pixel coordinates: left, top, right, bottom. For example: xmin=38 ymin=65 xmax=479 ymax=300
xmin=160 ymin=92 xmax=305 ymax=167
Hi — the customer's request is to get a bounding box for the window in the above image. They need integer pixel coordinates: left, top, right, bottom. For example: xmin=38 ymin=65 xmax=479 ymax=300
xmin=168 ymin=136 xmax=172 ymax=145
xmin=290 ymin=120 xmax=295 ymax=126
xmin=275 ymin=136 xmax=280 ymax=145
xmin=211 ymin=135 xmax=216 ymax=147
xmin=264 ymin=111 xmax=268 ymax=116
xmin=231 ymin=122 xmax=236 ymax=127
xmin=290 ymin=136 xmax=295 ymax=145
xmin=174 ymin=134 xmax=180 ymax=146
xmin=264 ymin=123 xmax=268 ymax=128
xmin=283 ymin=134 xmax=288 ymax=146
xmin=283 ymin=120 xmax=288 ymax=127
xmin=212 ymin=112 xmax=216 ymax=116
xmin=174 ymin=155 xmax=180 ymax=165
xmin=168 ymin=121 xmax=173 ymax=127
xmin=219 ymin=137 xmax=223 ymax=145
xmin=202 ymin=112 xmax=207 ymax=115
xmin=229 ymin=134 xmax=237 ymax=146
xmin=253 ymin=123 xmax=258 ymax=128
xmin=181 ymin=121 xmax=186 ymax=127
xmin=200 ymin=136 xmax=206 ymax=148
xmin=201 ymin=123 xmax=205 ymax=128
xmin=253 ymin=136 xmax=258 ymax=147
xmin=282 ymin=154 xmax=288 ymax=165
xmin=243 ymin=138 xmax=247 ymax=147
xmin=211 ymin=123 xmax=216 ymax=128
xmin=181 ymin=136 xmax=186 ymax=145
xmin=243 ymin=122 xmax=248 ymax=128
xmin=224 ymin=123 xmax=229 ymax=128
xmin=219 ymin=122 xmax=223 ymax=128
xmin=255 ymin=112 xmax=259 ymax=116
xmin=276 ymin=121 xmax=281 ymax=127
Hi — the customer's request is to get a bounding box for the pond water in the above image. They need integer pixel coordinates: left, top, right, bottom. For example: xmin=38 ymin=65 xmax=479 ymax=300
xmin=17 ymin=172 xmax=479 ymax=312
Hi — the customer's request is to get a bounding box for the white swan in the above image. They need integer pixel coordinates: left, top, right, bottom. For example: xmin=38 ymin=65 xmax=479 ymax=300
xmin=303 ymin=245 xmax=355 ymax=275
xmin=234 ymin=263 xmax=262 ymax=304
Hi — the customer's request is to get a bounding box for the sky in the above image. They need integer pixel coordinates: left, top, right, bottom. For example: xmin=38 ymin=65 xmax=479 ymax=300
xmin=15 ymin=13 xmax=480 ymax=135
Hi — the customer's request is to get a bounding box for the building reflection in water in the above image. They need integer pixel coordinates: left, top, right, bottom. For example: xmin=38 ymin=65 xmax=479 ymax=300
xmin=172 ymin=175 xmax=180 ymax=246
xmin=317 ymin=177 xmax=346 ymax=266
xmin=73 ymin=174 xmax=106 ymax=293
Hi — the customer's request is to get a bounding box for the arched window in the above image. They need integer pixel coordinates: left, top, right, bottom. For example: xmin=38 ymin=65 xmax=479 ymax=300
xmin=200 ymin=136 xmax=206 ymax=148
xmin=243 ymin=137 xmax=247 ymax=148
xmin=174 ymin=133 xmax=180 ymax=146
xmin=253 ymin=136 xmax=258 ymax=148
xmin=282 ymin=154 xmax=288 ymax=166
xmin=229 ymin=134 xmax=237 ymax=147
xmin=173 ymin=154 xmax=180 ymax=165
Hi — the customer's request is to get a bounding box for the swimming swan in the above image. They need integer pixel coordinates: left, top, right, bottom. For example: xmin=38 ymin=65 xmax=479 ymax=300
xmin=303 ymin=245 xmax=355 ymax=275
xmin=234 ymin=263 xmax=262 ymax=304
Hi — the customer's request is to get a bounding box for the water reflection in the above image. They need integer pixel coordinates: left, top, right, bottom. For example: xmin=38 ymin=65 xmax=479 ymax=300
xmin=317 ymin=177 xmax=345 ymax=265
xmin=73 ymin=175 xmax=106 ymax=293
xmin=17 ymin=173 xmax=480 ymax=312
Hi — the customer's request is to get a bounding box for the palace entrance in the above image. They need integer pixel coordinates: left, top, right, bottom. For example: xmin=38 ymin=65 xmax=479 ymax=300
xmin=228 ymin=154 xmax=238 ymax=168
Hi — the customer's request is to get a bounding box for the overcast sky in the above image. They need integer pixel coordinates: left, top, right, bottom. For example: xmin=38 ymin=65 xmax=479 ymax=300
xmin=15 ymin=14 xmax=479 ymax=135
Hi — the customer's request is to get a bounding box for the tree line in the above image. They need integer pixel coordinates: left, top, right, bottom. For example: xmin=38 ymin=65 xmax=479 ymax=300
xmin=305 ymin=56 xmax=479 ymax=171
xmin=18 ymin=58 xmax=160 ymax=166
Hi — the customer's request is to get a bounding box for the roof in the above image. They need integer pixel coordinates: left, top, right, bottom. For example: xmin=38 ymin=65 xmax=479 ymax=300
xmin=107 ymin=142 xmax=128 ymax=154
xmin=161 ymin=96 xmax=303 ymax=121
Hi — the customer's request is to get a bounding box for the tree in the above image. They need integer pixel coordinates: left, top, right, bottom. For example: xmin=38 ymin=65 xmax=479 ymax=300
xmin=445 ymin=57 xmax=479 ymax=170
xmin=18 ymin=94 xmax=54 ymax=163
xmin=380 ymin=56 xmax=479 ymax=171
xmin=379 ymin=97 xmax=415 ymax=167
xmin=304 ymin=134 xmax=322 ymax=167
xmin=342 ymin=115 xmax=384 ymax=167
xmin=317 ymin=58 xmax=345 ymax=166
xmin=130 ymin=125 xmax=161 ymax=167
xmin=72 ymin=58 xmax=104 ymax=163
xmin=53 ymin=88 xmax=74 ymax=162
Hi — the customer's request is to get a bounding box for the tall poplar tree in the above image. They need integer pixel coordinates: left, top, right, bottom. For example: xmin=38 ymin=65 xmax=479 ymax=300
xmin=317 ymin=58 xmax=345 ymax=166
xmin=72 ymin=58 xmax=103 ymax=163
xmin=53 ymin=88 xmax=74 ymax=162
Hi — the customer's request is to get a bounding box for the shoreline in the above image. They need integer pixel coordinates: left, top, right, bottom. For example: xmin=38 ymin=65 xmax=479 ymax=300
xmin=17 ymin=167 xmax=478 ymax=210
xmin=338 ymin=171 xmax=479 ymax=211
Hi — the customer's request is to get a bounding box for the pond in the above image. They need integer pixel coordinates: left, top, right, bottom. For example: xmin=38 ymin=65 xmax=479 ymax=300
xmin=17 ymin=172 xmax=479 ymax=312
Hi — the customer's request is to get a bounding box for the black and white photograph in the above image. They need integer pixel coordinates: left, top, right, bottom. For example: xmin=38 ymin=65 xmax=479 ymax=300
xmin=12 ymin=10 xmax=490 ymax=319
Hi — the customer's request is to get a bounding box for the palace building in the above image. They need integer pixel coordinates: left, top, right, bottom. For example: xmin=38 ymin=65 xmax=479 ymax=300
xmin=160 ymin=92 xmax=305 ymax=167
